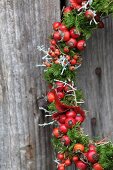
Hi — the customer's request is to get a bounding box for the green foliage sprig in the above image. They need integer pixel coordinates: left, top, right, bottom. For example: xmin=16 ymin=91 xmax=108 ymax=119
xmin=44 ymin=64 xmax=76 ymax=84
xmin=63 ymin=11 xmax=97 ymax=40
xmin=97 ymin=142 xmax=113 ymax=169
xmin=92 ymin=0 xmax=113 ymax=15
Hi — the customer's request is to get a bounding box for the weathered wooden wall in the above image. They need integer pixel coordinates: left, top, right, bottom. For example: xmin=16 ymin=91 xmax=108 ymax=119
xmin=0 ymin=0 xmax=60 ymax=170
xmin=78 ymin=17 xmax=113 ymax=141
xmin=0 ymin=0 xmax=113 ymax=170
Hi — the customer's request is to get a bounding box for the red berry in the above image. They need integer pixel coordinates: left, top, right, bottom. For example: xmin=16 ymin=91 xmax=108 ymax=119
xmin=47 ymin=92 xmax=55 ymax=103
xmin=66 ymin=55 xmax=71 ymax=61
xmin=66 ymin=110 xmax=76 ymax=118
xmin=77 ymin=40 xmax=86 ymax=51
xmin=70 ymin=0 xmax=82 ymax=9
xmin=93 ymin=163 xmax=104 ymax=170
xmin=87 ymin=150 xmax=99 ymax=163
xmin=57 ymin=164 xmax=65 ymax=170
xmin=69 ymin=66 xmax=75 ymax=71
xmin=64 ymin=46 xmax=70 ymax=53
xmin=51 ymin=51 xmax=56 ymax=57
xmin=75 ymin=114 xmax=84 ymax=123
xmin=73 ymin=54 xmax=79 ymax=60
xmin=65 ymin=117 xmax=76 ymax=128
xmin=52 ymin=113 xmax=59 ymax=121
xmin=82 ymin=1 xmax=88 ymax=6
xmin=54 ymin=59 xmax=59 ymax=64
xmin=53 ymin=31 xmax=62 ymax=41
xmin=70 ymin=59 xmax=77 ymax=65
xmin=64 ymin=85 xmax=70 ymax=92
xmin=66 ymin=38 xmax=77 ymax=48
xmin=53 ymin=22 xmax=61 ymax=30
xmin=48 ymin=50 xmax=52 ymax=56
xmin=89 ymin=144 xmax=96 ymax=151
xmin=59 ymin=124 xmax=68 ymax=134
xmin=59 ymin=115 xmax=67 ymax=124
xmin=72 ymin=156 xmax=79 ymax=163
xmin=55 ymin=49 xmax=60 ymax=56
xmin=95 ymin=15 xmax=100 ymax=22
xmin=57 ymin=153 xmax=64 ymax=160
xmin=53 ymin=128 xmax=60 ymax=138
xmin=98 ymin=21 xmax=104 ymax=29
xmin=63 ymin=6 xmax=73 ymax=14
xmin=50 ymin=39 xmax=56 ymax=45
xmin=43 ymin=61 xmax=51 ymax=67
xmin=74 ymin=143 xmax=85 ymax=152
xmin=85 ymin=10 xmax=94 ymax=20
xmin=61 ymin=135 xmax=71 ymax=146
xmin=62 ymin=31 xmax=70 ymax=42
xmin=50 ymin=45 xmax=56 ymax=51
xmin=59 ymin=24 xmax=68 ymax=31
xmin=84 ymin=152 xmax=88 ymax=158
xmin=76 ymin=0 xmax=83 ymax=4
xmin=48 ymin=84 xmax=52 ymax=89
xmin=70 ymin=27 xmax=80 ymax=39
xmin=76 ymin=161 xmax=87 ymax=170
xmin=57 ymin=92 xmax=65 ymax=100
xmin=56 ymin=81 xmax=64 ymax=91
xmin=65 ymin=159 xmax=71 ymax=166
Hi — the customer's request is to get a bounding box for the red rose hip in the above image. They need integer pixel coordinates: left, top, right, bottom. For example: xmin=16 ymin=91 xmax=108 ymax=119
xmin=65 ymin=117 xmax=76 ymax=128
xmin=61 ymin=135 xmax=71 ymax=146
xmin=77 ymin=40 xmax=86 ymax=51
xmin=59 ymin=124 xmax=68 ymax=134
xmin=53 ymin=22 xmax=61 ymax=30
xmin=66 ymin=110 xmax=76 ymax=118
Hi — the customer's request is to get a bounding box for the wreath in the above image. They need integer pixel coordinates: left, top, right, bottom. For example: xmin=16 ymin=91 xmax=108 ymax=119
xmin=37 ymin=0 xmax=113 ymax=169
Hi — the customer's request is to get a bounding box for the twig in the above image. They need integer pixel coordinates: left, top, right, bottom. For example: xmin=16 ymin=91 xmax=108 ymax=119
xmin=54 ymin=159 xmax=60 ymax=165
xmin=38 ymin=121 xmax=55 ymax=127
xmin=54 ymin=79 xmax=77 ymax=91
xmin=39 ymin=107 xmax=51 ymax=113
xmin=75 ymin=64 xmax=82 ymax=70
xmin=36 ymin=64 xmax=46 ymax=67
xmin=37 ymin=45 xmax=48 ymax=54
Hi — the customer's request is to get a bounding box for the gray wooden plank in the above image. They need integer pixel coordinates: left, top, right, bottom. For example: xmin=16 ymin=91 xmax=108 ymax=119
xmin=0 ymin=0 xmax=60 ymax=169
xmin=78 ymin=16 xmax=113 ymax=140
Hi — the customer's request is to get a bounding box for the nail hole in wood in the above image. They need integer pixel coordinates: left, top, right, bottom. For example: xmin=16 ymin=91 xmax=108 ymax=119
xmin=95 ymin=67 xmax=102 ymax=76
xmin=91 ymin=117 xmax=97 ymax=137
xmin=91 ymin=117 xmax=96 ymax=126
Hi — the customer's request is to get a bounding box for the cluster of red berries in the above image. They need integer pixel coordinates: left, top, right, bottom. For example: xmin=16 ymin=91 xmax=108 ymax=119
xmin=47 ymin=81 xmax=75 ymax=103
xmin=68 ymin=0 xmax=104 ymax=28
xmin=52 ymin=22 xmax=86 ymax=50
xmin=44 ymin=4 xmax=104 ymax=71
xmin=47 ymin=80 xmax=103 ymax=170
xmin=52 ymin=110 xmax=103 ymax=170
xmin=52 ymin=108 xmax=85 ymax=137
xmin=56 ymin=144 xmax=103 ymax=170
xmin=44 ymin=20 xmax=85 ymax=70
xmin=70 ymin=0 xmax=88 ymax=9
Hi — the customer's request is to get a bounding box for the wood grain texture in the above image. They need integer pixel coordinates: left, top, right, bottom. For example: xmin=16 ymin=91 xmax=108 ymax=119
xmin=0 ymin=0 xmax=60 ymax=170
xmin=78 ymin=16 xmax=113 ymax=140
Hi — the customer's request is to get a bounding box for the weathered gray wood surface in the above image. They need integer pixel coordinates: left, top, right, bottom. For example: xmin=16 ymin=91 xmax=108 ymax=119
xmin=1 ymin=0 xmax=113 ymax=170
xmin=0 ymin=0 xmax=60 ymax=170
xmin=78 ymin=16 xmax=113 ymax=140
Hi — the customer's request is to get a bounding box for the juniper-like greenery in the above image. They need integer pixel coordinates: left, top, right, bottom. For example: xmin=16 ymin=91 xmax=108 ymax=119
xmin=44 ymin=64 xmax=76 ymax=84
xmin=97 ymin=142 xmax=113 ymax=169
xmin=92 ymin=0 xmax=113 ymax=15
